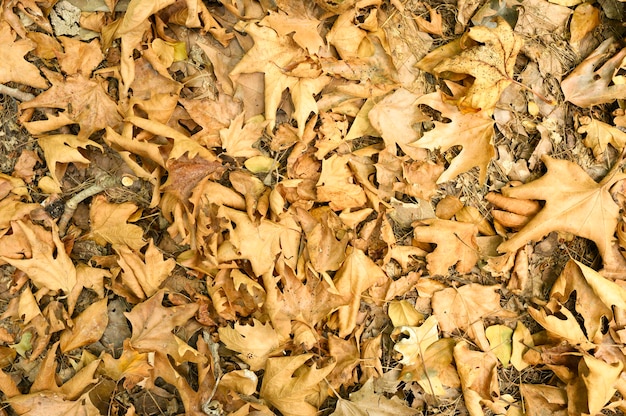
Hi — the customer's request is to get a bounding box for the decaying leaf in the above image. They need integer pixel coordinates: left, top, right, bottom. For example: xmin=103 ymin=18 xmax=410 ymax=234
xmin=561 ymin=38 xmax=626 ymax=107
xmin=331 ymin=378 xmax=417 ymax=416
xmin=425 ymin=17 xmax=523 ymax=112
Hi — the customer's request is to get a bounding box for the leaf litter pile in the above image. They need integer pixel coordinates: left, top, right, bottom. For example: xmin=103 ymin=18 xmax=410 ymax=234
xmin=2 ymin=0 xmax=626 ymax=415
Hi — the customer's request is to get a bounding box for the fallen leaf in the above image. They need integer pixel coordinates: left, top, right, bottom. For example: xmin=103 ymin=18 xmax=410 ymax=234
xmin=259 ymin=354 xmax=335 ymax=416
xmin=316 ymin=154 xmax=368 ymax=211
xmin=578 ymin=116 xmax=626 ymax=158
xmin=580 ymin=355 xmax=623 ymax=415
xmin=60 ymin=298 xmax=108 ymax=352
xmin=393 ymin=316 xmax=439 ymax=366
xmin=569 ymin=3 xmax=600 ymax=45
xmin=20 ymin=69 xmax=122 ymax=141
xmin=218 ymin=319 xmax=280 ymax=371
xmin=561 ymin=38 xmax=626 ymax=107
xmin=330 ymin=378 xmax=417 ymax=416
xmin=0 ymin=21 xmax=48 ymax=89
xmin=431 ymin=17 xmax=523 ymax=112
xmin=432 ymin=284 xmax=509 ymax=351
xmin=87 ymin=195 xmax=146 ymax=251
xmin=115 ymin=239 xmax=176 ymax=299
xmin=528 ymin=299 xmax=594 ymax=349
xmin=388 ymin=300 xmax=424 ymax=327
xmin=485 ymin=324 xmax=513 ymax=367
xmin=412 ymin=91 xmax=495 ymax=184
xmin=413 ymin=218 xmax=479 ymax=276
xmin=1 ymin=221 xmax=76 ymax=294
xmin=125 ymin=290 xmax=205 ymax=364
xmin=454 ymin=341 xmax=500 ymax=416
xmin=497 ymin=155 xmax=626 ymax=271
xmin=333 ymin=248 xmax=389 ymax=337
xmin=37 ymin=134 xmax=102 ymax=185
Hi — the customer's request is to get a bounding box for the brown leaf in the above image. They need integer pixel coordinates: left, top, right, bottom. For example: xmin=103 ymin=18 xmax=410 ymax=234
xmin=561 ymin=38 xmax=626 ymax=107
xmin=333 ymin=248 xmax=389 ymax=337
xmin=498 ymin=155 xmax=626 ymax=272
xmin=259 ymin=354 xmax=335 ymax=416
xmin=330 ymin=378 xmax=416 ymax=416
xmin=60 ymin=298 xmax=108 ymax=352
xmin=413 ymin=218 xmax=479 ymax=276
xmin=20 ymin=69 xmax=122 ymax=141
xmin=218 ymin=319 xmax=280 ymax=371
xmin=412 ymin=91 xmax=495 ymax=184
xmin=431 ymin=17 xmax=523 ymax=112
xmin=87 ymin=195 xmax=145 ymax=251
xmin=432 ymin=284 xmax=510 ymax=351
xmin=453 ymin=341 xmax=501 ymax=416
xmin=0 ymin=21 xmax=48 ymax=89
xmin=125 ymin=290 xmax=205 ymax=364
xmin=0 ymin=221 xmax=76 ymax=294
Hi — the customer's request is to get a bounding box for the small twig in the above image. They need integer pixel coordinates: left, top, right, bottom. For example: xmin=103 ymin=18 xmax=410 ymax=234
xmin=58 ymin=174 xmax=120 ymax=236
xmin=0 ymin=84 xmax=35 ymax=101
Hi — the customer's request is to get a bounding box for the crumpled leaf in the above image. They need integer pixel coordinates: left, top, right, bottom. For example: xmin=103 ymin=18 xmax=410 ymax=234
xmin=432 ymin=284 xmax=511 ymax=351
xmin=259 ymin=354 xmax=335 ymax=416
xmin=578 ymin=116 xmax=626 ymax=158
xmin=316 ymin=154 xmax=368 ymax=211
xmin=20 ymin=69 xmax=122 ymax=141
xmin=393 ymin=316 xmax=439 ymax=366
xmin=498 ymin=155 xmax=626 ymax=272
xmin=454 ymin=341 xmax=501 ymax=416
xmin=334 ymin=248 xmax=389 ymax=337
xmin=429 ymin=17 xmax=523 ymax=112
xmin=412 ymin=92 xmax=495 ymax=184
xmin=37 ymin=134 xmax=102 ymax=186
xmin=561 ymin=38 xmax=626 ymax=107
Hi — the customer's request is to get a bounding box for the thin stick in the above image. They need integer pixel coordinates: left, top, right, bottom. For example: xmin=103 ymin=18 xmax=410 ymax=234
xmin=58 ymin=175 xmax=119 ymax=236
xmin=0 ymin=84 xmax=35 ymax=101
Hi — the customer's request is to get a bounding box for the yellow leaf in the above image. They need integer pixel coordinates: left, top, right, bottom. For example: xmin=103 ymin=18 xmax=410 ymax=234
xmin=388 ymin=300 xmax=424 ymax=327
xmin=37 ymin=134 xmax=102 ymax=186
xmin=485 ymin=324 xmax=513 ymax=367
xmin=580 ymin=355 xmax=623 ymax=415
xmin=528 ymin=300 xmax=594 ymax=349
xmin=510 ymin=321 xmax=533 ymax=371
xmin=393 ymin=316 xmax=439 ymax=366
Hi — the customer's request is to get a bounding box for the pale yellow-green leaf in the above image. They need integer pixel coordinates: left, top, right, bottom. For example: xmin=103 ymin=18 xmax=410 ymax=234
xmin=510 ymin=321 xmax=533 ymax=371
xmin=485 ymin=324 xmax=513 ymax=367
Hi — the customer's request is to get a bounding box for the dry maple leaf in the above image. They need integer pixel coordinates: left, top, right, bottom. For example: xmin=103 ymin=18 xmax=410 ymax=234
xmin=230 ymin=22 xmax=329 ymax=137
xmin=0 ymin=221 xmax=76 ymax=294
xmin=330 ymin=378 xmax=417 ymax=416
xmin=561 ymin=38 xmax=626 ymax=107
xmin=431 ymin=17 xmax=523 ymax=113
xmin=100 ymin=340 xmax=152 ymax=389
xmin=218 ymin=206 xmax=301 ymax=276
xmin=0 ymin=21 xmax=48 ymax=89
xmin=125 ymin=290 xmax=205 ymax=364
xmin=412 ymin=91 xmax=495 ymax=184
xmin=218 ymin=319 xmax=280 ymax=371
xmin=453 ymin=341 xmax=503 ymax=416
xmin=413 ymin=218 xmax=480 ymax=276
xmin=578 ymin=116 xmax=626 ymax=158
xmin=259 ymin=353 xmax=335 ymax=416
xmin=432 ymin=284 xmax=511 ymax=351
xmin=316 ymin=154 xmax=368 ymax=211
xmin=20 ymin=69 xmax=122 ymax=141
xmin=59 ymin=298 xmax=108 ymax=353
xmin=497 ymin=155 xmax=626 ymax=271
xmin=219 ymin=113 xmax=265 ymax=158
xmin=87 ymin=195 xmax=145 ymax=251
xmin=334 ymin=248 xmax=389 ymax=337
xmin=115 ymin=239 xmax=176 ymax=300
xmin=37 ymin=134 xmax=102 ymax=186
